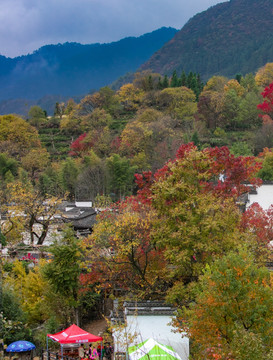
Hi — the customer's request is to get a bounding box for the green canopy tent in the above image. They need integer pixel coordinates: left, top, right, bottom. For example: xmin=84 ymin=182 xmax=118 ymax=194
xmin=128 ymin=339 xmax=182 ymax=360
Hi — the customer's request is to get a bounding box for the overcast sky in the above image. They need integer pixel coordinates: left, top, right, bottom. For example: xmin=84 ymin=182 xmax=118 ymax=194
xmin=0 ymin=0 xmax=224 ymax=58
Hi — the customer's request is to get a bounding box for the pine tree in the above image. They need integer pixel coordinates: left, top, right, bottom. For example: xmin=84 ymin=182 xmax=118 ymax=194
xmin=162 ymin=75 xmax=169 ymax=89
xmin=170 ymin=70 xmax=178 ymax=87
xmin=235 ymin=74 xmax=242 ymax=83
xmin=191 ymin=131 xmax=200 ymax=148
xmin=190 ymin=74 xmax=198 ymax=96
xmin=147 ymin=75 xmax=153 ymax=91
xmin=196 ymin=73 xmax=204 ymax=100
xmin=181 ymin=70 xmax=187 ymax=86
xmin=187 ymin=71 xmax=194 ymax=88
xmin=158 ymin=76 xmax=163 ymax=90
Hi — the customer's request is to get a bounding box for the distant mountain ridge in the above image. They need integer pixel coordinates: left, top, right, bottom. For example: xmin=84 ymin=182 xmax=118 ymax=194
xmin=141 ymin=0 xmax=273 ymax=80
xmin=0 ymin=27 xmax=177 ymax=102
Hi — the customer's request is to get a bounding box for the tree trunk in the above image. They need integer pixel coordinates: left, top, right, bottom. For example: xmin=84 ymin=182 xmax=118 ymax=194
xmin=75 ymin=306 xmax=80 ymax=326
xmin=37 ymin=223 xmax=49 ymax=245
xmin=29 ymin=215 xmax=35 ymax=244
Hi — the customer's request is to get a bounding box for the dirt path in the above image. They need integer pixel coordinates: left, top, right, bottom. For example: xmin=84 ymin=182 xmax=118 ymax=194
xmin=84 ymin=318 xmax=109 ymax=338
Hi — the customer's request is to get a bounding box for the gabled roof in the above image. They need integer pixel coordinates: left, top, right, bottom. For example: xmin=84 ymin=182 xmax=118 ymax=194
xmin=61 ymin=207 xmax=97 ymax=229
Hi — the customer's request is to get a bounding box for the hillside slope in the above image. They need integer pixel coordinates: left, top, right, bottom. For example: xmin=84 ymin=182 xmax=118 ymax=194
xmin=141 ymin=0 xmax=273 ymax=79
xmin=0 ymin=27 xmax=177 ymax=101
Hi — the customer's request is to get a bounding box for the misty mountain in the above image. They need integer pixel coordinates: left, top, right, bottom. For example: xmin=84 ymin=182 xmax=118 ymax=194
xmin=0 ymin=27 xmax=177 ymax=102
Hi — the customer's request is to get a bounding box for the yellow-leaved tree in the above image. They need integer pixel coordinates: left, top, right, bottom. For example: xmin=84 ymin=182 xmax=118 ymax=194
xmin=0 ymin=114 xmax=41 ymax=159
xmin=4 ymin=181 xmax=62 ymax=245
xmin=117 ymin=84 xmax=144 ymax=111
xmin=255 ymin=62 xmax=273 ymax=88
xmin=4 ymin=260 xmax=50 ymax=325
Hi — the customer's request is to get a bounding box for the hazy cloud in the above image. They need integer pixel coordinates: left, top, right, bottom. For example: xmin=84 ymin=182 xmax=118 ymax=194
xmin=0 ymin=0 xmax=223 ymax=57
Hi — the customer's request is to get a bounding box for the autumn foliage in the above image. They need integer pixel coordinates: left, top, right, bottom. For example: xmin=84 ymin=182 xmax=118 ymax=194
xmin=175 ymin=251 xmax=273 ymax=360
xmin=69 ymin=133 xmax=91 ymax=156
xmin=135 ymin=143 xmax=262 ymax=204
xmin=257 ymin=81 xmax=273 ymax=120
xmin=85 ymin=143 xmax=264 ymax=303
xmin=241 ymin=202 xmax=273 ymax=260
xmin=83 ymin=198 xmax=168 ymax=298
xmin=4 ymin=64 xmax=273 ymax=353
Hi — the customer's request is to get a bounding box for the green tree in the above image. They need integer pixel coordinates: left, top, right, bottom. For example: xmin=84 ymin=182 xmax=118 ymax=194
xmin=80 ymin=108 xmax=112 ymax=132
xmin=221 ymin=89 xmax=241 ymax=130
xmin=189 ymin=74 xmax=198 ymax=96
xmin=180 ymin=71 xmax=187 ymax=86
xmin=186 ymin=71 xmax=194 ymax=89
xmin=106 ymin=154 xmax=137 ymax=200
xmin=170 ymin=70 xmax=178 ymax=87
xmin=162 ymin=75 xmax=169 ymax=89
xmin=21 ymin=148 xmax=50 ymax=181
xmin=149 ymin=145 xmax=260 ymax=304
xmin=0 ymin=153 xmax=18 ymax=180
xmin=39 ymin=163 xmax=63 ymax=197
xmin=43 ymin=227 xmax=82 ymax=325
xmin=28 ymin=105 xmax=47 ymax=127
xmin=98 ymin=86 xmax=120 ymax=114
xmin=65 ymin=98 xmax=77 ymax=115
xmin=156 ymin=87 xmax=197 ymax=128
xmin=60 ymin=158 xmax=79 ymax=199
xmin=241 ymin=73 xmax=259 ymax=93
xmin=258 ymin=151 xmax=273 ymax=180
xmin=0 ymin=228 xmax=6 ymax=246
xmin=191 ymin=131 xmax=200 ymax=148
xmin=54 ymin=102 xmax=65 ymax=119
xmin=235 ymin=73 xmax=242 ymax=83
xmin=1 ymin=285 xmax=31 ymax=344
xmin=176 ymin=251 xmax=273 ymax=360
xmin=230 ymin=142 xmax=253 ymax=156
xmin=4 ymin=260 xmax=50 ymax=326
xmin=236 ymin=91 xmax=262 ymax=129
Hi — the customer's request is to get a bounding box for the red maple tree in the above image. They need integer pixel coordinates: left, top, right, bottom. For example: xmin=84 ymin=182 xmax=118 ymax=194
xmin=135 ymin=143 xmax=262 ymax=203
xmin=69 ymin=133 xmax=93 ymax=156
xmin=257 ymin=82 xmax=273 ymax=120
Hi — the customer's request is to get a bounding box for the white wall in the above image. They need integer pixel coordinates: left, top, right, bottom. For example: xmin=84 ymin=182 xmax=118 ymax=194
xmin=75 ymin=201 xmax=92 ymax=208
xmin=113 ymin=315 xmax=189 ymax=360
xmin=247 ymin=184 xmax=273 ymax=210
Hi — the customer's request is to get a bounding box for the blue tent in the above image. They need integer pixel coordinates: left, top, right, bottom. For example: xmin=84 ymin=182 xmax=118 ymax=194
xmin=6 ymin=341 xmax=36 ymax=352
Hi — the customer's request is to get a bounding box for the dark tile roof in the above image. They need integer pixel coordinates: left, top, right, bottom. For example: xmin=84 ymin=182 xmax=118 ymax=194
xmin=61 ymin=203 xmax=98 ymax=229
xmin=111 ymin=301 xmax=176 ymax=322
xmin=124 ymin=301 xmax=175 ymax=316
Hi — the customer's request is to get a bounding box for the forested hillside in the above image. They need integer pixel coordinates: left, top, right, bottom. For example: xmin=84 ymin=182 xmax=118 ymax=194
xmin=141 ymin=0 xmax=273 ymax=80
xmin=3 ymin=2 xmax=273 ymax=357
xmin=2 ymin=64 xmax=273 ymax=202
xmin=3 ymin=63 xmax=273 ymax=359
xmin=0 ymin=27 xmax=177 ymax=102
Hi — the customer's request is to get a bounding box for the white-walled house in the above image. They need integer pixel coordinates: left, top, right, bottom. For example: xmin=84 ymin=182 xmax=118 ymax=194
xmin=247 ymin=184 xmax=273 ymax=210
xmin=112 ymin=301 xmax=189 ymax=360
